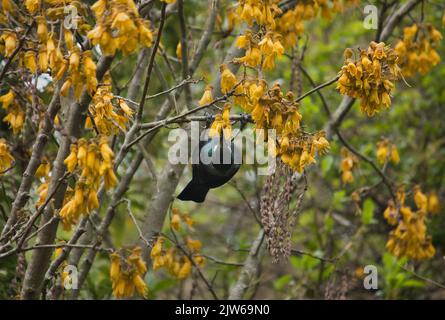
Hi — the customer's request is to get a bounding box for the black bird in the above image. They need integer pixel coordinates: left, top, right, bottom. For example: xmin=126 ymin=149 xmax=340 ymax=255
xmin=177 ymin=137 xmax=241 ymax=203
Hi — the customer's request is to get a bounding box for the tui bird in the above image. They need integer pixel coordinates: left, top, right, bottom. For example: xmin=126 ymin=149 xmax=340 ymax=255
xmin=177 ymin=136 xmax=241 ymax=203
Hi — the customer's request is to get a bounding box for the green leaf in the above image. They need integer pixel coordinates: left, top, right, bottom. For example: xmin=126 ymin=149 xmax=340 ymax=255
xmin=324 ymin=213 xmax=334 ymax=233
xmin=321 ymin=156 xmax=333 ymax=174
xmin=273 ymin=275 xmax=292 ymax=290
xmin=290 ymin=256 xmax=303 ymax=270
xmin=332 ymin=190 xmax=346 ymax=210
xmin=361 ymin=198 xmax=375 ymax=225
xmin=402 ymin=279 xmax=425 ymax=288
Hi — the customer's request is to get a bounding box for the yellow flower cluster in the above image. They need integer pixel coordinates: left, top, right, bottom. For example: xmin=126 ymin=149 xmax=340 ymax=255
xmin=60 ymin=136 xmax=117 ymax=229
xmin=151 ymin=236 xmax=205 ymax=280
xmin=376 ymin=138 xmax=399 ymax=165
xmin=279 ymin=130 xmax=330 ymax=173
xmin=151 ymin=208 xmax=205 ymax=280
xmin=60 ymin=49 xmax=98 ymax=98
xmin=276 ymin=0 xmax=339 ymax=48
xmin=395 ymin=24 xmax=442 ymax=78
xmin=110 ymin=247 xmax=147 ymax=298
xmin=170 ymin=207 xmax=195 ymax=232
xmin=236 ymin=0 xmax=281 ymax=28
xmin=249 ymin=82 xmax=329 ymax=172
xmin=217 ymin=65 xmax=330 ymax=172
xmin=209 ymin=104 xmax=233 ymax=140
xmin=0 ymin=90 xmax=25 ymax=134
xmin=29 ymin=0 xmax=90 ymax=30
xmin=234 ymin=0 xmax=285 ymax=70
xmin=337 ymin=42 xmax=401 ymax=117
xmin=236 ymin=30 xmax=284 ymax=70
xmin=0 ymin=138 xmax=14 ymax=174
xmin=207 ymin=1 xmax=331 ymax=173
xmin=385 ymin=186 xmax=440 ymax=260
xmin=86 ymin=75 xmax=134 ymax=135
xmin=88 ymin=0 xmax=154 ymax=56
xmin=340 ymin=147 xmax=358 ymax=184
xmin=29 ymin=15 xmax=99 ymax=97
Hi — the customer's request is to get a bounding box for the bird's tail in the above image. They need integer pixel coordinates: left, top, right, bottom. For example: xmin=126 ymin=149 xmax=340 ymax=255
xmin=177 ymin=180 xmax=209 ymax=203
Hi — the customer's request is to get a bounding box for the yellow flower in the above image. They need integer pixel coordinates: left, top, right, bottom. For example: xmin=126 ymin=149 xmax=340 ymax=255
xmin=0 ymin=32 xmax=17 ymax=57
xmin=414 ymin=186 xmax=428 ymax=213
xmin=427 ymin=192 xmax=440 ymax=214
xmin=112 ymin=12 xmax=137 ymax=35
xmin=99 ymin=136 xmax=114 ymax=164
xmin=0 ymin=90 xmax=14 ymax=109
xmin=82 ymin=51 xmax=98 ymax=96
xmin=236 ymin=35 xmax=249 ymax=49
xmin=198 ymin=85 xmax=213 ymax=106
xmin=36 ymin=16 xmax=48 ymax=42
xmin=37 ymin=182 xmax=48 ymax=207
xmin=38 ymin=45 xmax=48 ymax=72
xmin=24 ymin=51 xmax=37 ymax=73
xmin=404 ymin=24 xmax=418 ymax=42
xmin=193 ymin=255 xmax=206 ymax=268
xmin=64 ymin=144 xmax=78 ymax=173
xmin=24 ymin=0 xmax=39 ymax=14
xmin=0 ymin=139 xmax=14 ymax=174
xmin=176 ymin=42 xmax=182 ymax=59
xmin=139 ymin=22 xmax=154 ymax=48
xmin=220 ymin=64 xmax=237 ymax=94
xmin=171 ymin=212 xmax=181 ymax=231
xmin=110 ymin=253 xmax=121 ymax=281
xmin=186 ymin=238 xmax=202 ymax=252
xmin=35 ymin=161 xmax=50 ymax=179
xmin=376 ymin=141 xmax=388 ymax=164
xmin=241 ymin=47 xmax=261 ymax=67
xmin=3 ymin=107 xmax=25 ymax=134
xmin=87 ymin=189 xmax=99 ymax=213
xmin=151 ymin=237 xmax=164 ymax=258
xmin=390 ymin=145 xmax=400 ymax=164
xmin=176 ymin=257 xmax=192 ymax=280
xmin=383 ymin=200 xmax=398 ymax=226
xmin=182 ymin=212 xmax=194 ymax=229
xmin=341 ymin=170 xmax=354 ymax=183
xmin=104 ymin=167 xmax=118 ymax=190
xmin=132 ymin=275 xmax=147 ymax=296
xmin=209 ymin=104 xmax=232 ymax=140
xmin=153 ymin=255 xmax=165 ymax=271
xmin=312 ymin=134 xmax=330 ymax=155
xmin=61 ymin=78 xmax=72 ymax=97
xmin=340 ymin=148 xmax=356 ymax=184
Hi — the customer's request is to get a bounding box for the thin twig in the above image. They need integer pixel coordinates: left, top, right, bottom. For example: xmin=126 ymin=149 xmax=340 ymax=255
xmin=294 ymin=76 xmax=339 ymax=103
xmin=335 ymin=128 xmax=396 ymax=200
xmin=135 ymin=2 xmax=167 ymax=122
